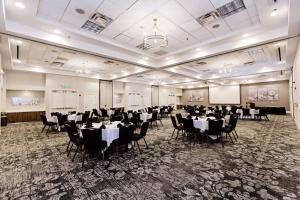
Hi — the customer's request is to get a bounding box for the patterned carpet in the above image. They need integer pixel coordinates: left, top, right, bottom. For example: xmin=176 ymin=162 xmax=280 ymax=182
xmin=1 ymin=114 xmax=300 ymax=199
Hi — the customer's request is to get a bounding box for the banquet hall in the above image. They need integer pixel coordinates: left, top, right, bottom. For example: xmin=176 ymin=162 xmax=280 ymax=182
xmin=1 ymin=0 xmax=300 ymax=199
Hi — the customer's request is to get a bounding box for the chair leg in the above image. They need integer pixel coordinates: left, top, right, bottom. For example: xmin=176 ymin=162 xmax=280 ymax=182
xmin=41 ymin=125 xmax=46 ymax=133
xmin=46 ymin=126 xmax=50 ymax=134
xmin=176 ymin=130 xmax=179 ymax=139
xmin=136 ymin=141 xmax=142 ymax=154
xmin=233 ymin=129 xmax=238 ymax=139
xmin=228 ymin=132 xmax=234 ymax=144
xmin=72 ymin=146 xmax=79 ymax=162
xmin=82 ymin=150 xmax=86 ymax=166
xmin=67 ymin=143 xmax=74 ymax=157
xmin=159 ymin=119 xmax=163 ymax=126
xmin=143 ymin=137 xmax=149 ymax=149
xmin=66 ymin=141 xmax=71 ymax=151
xmin=172 ymin=129 xmax=175 ymax=137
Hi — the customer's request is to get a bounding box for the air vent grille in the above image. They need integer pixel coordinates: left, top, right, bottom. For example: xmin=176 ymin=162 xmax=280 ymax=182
xmin=81 ymin=12 xmax=112 ymax=34
xmin=51 ymin=61 xmax=64 ymax=67
xmin=217 ymin=0 xmax=246 ymax=18
xmin=136 ymin=43 xmax=149 ymax=50
xmin=154 ymin=50 xmax=168 ymax=55
xmin=196 ymin=11 xmax=220 ymax=25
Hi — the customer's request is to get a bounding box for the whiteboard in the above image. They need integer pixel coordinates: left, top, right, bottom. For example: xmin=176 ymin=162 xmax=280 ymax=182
xmin=209 ymin=85 xmax=240 ymax=104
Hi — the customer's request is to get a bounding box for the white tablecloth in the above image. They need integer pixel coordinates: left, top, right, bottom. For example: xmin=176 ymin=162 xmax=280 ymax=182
xmin=140 ymin=113 xmax=152 ymax=122
xmin=107 ymin=110 xmax=115 ymax=117
xmin=80 ymin=121 xmax=120 ymax=147
xmin=192 ymin=117 xmax=225 ymax=131
xmin=236 ymin=109 xmax=259 ymax=118
xmin=67 ymin=114 xmax=82 ymax=122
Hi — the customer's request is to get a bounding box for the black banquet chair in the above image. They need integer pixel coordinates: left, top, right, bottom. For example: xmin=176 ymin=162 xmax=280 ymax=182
xmin=176 ymin=113 xmax=183 ymax=125
xmin=132 ymin=122 xmax=150 ymax=154
xmin=65 ymin=124 xmax=83 ymax=161
xmin=205 ymin=119 xmax=224 ymax=147
xmin=223 ymin=115 xmax=238 ymax=144
xmin=171 ymin=116 xmax=184 ymax=139
xmin=81 ymin=128 xmax=107 ymax=164
xmin=40 ymin=114 xmax=57 ymax=134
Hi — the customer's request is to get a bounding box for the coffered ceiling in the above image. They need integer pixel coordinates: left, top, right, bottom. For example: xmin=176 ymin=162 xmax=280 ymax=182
xmin=0 ymin=0 xmax=300 ymax=88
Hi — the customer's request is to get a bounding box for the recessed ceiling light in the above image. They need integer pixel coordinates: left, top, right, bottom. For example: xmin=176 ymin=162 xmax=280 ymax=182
xmin=143 ymin=57 xmax=149 ymax=60
xmin=274 ymin=43 xmax=281 ymax=47
xmin=15 ymin=2 xmax=25 ymax=9
xmin=196 ymin=48 xmax=201 ymax=51
xmin=53 ymin=29 xmax=61 ymax=34
xmin=270 ymin=9 xmax=279 ymax=17
xmin=15 ymin=59 xmax=21 ymax=63
xmin=75 ymin=8 xmax=85 ymax=15
xmin=243 ymin=33 xmax=249 ymax=37
xmin=212 ymin=24 xmax=220 ymax=29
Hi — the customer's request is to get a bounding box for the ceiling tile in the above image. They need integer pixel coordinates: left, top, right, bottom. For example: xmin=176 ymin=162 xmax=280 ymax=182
xmin=205 ymin=19 xmax=231 ymax=37
xmin=180 ymin=20 xmax=202 ymax=32
xmin=209 ymin=0 xmax=232 ymax=8
xmin=97 ymin=0 xmax=136 ymax=19
xmin=224 ymin=10 xmax=250 ymax=25
xmin=190 ymin=27 xmax=214 ymax=41
xmin=114 ymin=34 xmax=133 ymax=44
xmin=159 ymin=0 xmax=194 ymax=24
xmin=177 ymin=0 xmax=215 ymax=18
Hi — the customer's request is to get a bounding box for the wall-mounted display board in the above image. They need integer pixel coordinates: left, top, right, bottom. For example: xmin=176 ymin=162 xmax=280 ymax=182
xmin=50 ymin=89 xmax=78 ymax=113
xmin=248 ymin=87 xmax=279 ymax=101
xmin=128 ymin=92 xmax=141 ymax=106
xmin=188 ymin=91 xmax=204 ymax=102
xmin=209 ymin=85 xmax=240 ymax=104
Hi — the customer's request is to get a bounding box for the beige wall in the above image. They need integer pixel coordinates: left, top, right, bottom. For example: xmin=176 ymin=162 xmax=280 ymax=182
xmin=182 ymin=80 xmax=290 ymax=111
xmin=240 ymin=81 xmax=289 ymax=110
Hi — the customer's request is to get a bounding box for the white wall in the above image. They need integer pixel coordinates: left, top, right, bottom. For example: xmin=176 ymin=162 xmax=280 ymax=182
xmin=3 ymin=70 xmax=46 ymax=112
xmin=125 ymin=82 xmax=151 ymax=111
xmin=159 ymin=86 xmax=182 ymax=107
xmin=100 ymin=80 xmax=112 ymax=108
xmin=113 ymin=81 xmax=125 ymax=108
xmin=292 ymin=40 xmax=300 ymax=130
xmin=46 ymin=74 xmax=99 ymax=115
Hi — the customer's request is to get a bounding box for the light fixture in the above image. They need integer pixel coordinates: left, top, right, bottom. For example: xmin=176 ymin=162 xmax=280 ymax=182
xmin=243 ymin=33 xmax=249 ymax=37
xmin=143 ymin=57 xmax=149 ymax=60
xmin=15 ymin=2 xmax=25 ymax=9
xmin=14 ymin=59 xmax=21 ymax=63
xmin=270 ymin=9 xmax=279 ymax=16
xmin=196 ymin=48 xmax=201 ymax=51
xmin=54 ymin=29 xmax=61 ymax=34
xmin=143 ymin=18 xmax=168 ymax=49
xmin=166 ymin=57 xmax=170 ymax=60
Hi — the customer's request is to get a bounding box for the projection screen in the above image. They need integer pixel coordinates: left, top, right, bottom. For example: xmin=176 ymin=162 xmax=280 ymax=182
xmin=209 ymin=85 xmax=240 ymax=104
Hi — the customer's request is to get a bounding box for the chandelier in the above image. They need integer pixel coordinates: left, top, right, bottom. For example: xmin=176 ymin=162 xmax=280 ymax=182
xmin=143 ymin=18 xmax=168 ymax=49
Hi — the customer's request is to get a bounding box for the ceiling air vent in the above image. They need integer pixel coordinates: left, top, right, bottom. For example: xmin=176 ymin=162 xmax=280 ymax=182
xmin=136 ymin=43 xmax=149 ymax=50
xmin=244 ymin=61 xmax=255 ymax=65
xmin=51 ymin=61 xmax=64 ymax=67
xmin=196 ymin=11 xmax=220 ymax=26
xmin=154 ymin=50 xmax=168 ymax=55
xmin=217 ymin=0 xmax=246 ymax=18
xmin=104 ymin=60 xmax=115 ymax=64
xmin=81 ymin=12 xmax=112 ymax=34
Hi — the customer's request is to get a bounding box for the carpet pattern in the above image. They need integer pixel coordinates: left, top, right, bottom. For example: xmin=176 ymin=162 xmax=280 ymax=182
xmin=1 ymin=115 xmax=300 ymax=199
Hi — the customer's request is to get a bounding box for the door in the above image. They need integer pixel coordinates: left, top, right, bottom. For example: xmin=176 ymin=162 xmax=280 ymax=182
xmin=84 ymin=94 xmax=97 ymax=111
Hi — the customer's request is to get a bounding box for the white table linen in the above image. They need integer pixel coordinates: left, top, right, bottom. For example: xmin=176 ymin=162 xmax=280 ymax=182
xmin=236 ymin=109 xmax=259 ymax=119
xmin=192 ymin=117 xmax=225 ymax=131
xmin=140 ymin=113 xmax=152 ymax=122
xmin=80 ymin=121 xmax=121 ymax=148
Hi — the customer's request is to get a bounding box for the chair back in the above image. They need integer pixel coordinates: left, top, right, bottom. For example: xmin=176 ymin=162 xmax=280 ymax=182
xmin=57 ymin=114 xmax=68 ymax=125
xmin=140 ymin=122 xmax=149 ymax=137
xmin=176 ymin=113 xmax=183 ymax=124
xmin=207 ymin=119 xmax=223 ymax=136
xmin=65 ymin=124 xmax=78 ymax=142
xmin=65 ymin=121 xmax=77 ymax=134
xmin=118 ymin=124 xmax=134 ymax=145
xmin=100 ymin=109 xmax=108 ymax=117
xmin=151 ymin=112 xmax=158 ymax=121
xmin=82 ymin=128 xmax=103 ymax=151
xmin=182 ymin=118 xmax=194 ymax=133
xmin=171 ymin=116 xmax=178 ymax=129
xmin=242 ymin=108 xmax=250 ymax=115
xmin=40 ymin=115 xmax=48 ymax=125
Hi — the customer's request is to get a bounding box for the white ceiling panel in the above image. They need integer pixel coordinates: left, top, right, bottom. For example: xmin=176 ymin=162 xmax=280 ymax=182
xmin=38 ymin=0 xmax=69 ymax=21
xmin=209 ymin=0 xmax=232 ymax=8
xmin=224 ymin=10 xmax=250 ymax=25
xmin=180 ymin=20 xmax=202 ymax=32
xmin=190 ymin=27 xmax=214 ymax=41
xmin=177 ymin=0 xmax=215 ymax=18
xmin=159 ymin=0 xmax=194 ymax=24
xmin=97 ymin=0 xmax=136 ymax=19
xmin=114 ymin=34 xmax=133 ymax=44
xmin=205 ymin=19 xmax=231 ymax=36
